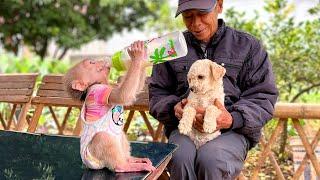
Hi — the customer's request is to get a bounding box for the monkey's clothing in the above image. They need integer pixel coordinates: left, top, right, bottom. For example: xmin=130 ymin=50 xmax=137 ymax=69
xmin=80 ymin=84 xmax=124 ymax=169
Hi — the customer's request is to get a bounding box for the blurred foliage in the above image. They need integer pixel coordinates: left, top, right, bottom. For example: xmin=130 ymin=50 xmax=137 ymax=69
xmin=145 ymin=1 xmax=185 ymax=35
xmin=308 ymin=3 xmax=320 ymax=16
xmin=0 ymin=54 xmax=69 ymax=75
xmin=0 ymin=54 xmax=122 ymax=82
xmin=0 ymin=0 xmax=165 ymax=60
xmin=224 ymin=0 xmax=320 ymax=103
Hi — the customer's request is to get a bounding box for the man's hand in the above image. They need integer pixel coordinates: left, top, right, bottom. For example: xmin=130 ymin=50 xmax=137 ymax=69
xmin=214 ymin=99 xmax=233 ymax=129
xmin=193 ymin=106 xmax=205 ymax=132
xmin=193 ymin=99 xmax=233 ymax=132
xmin=174 ymin=99 xmax=188 ymax=120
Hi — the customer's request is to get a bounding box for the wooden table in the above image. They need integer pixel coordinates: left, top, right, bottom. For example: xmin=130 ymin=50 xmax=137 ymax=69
xmin=0 ymin=130 xmax=177 ymax=180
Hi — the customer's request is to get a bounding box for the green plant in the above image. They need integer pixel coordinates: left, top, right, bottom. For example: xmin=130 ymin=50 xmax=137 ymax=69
xmin=0 ymin=54 xmax=69 ymax=74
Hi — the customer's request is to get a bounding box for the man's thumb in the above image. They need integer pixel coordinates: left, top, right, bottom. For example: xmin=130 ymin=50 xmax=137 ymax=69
xmin=214 ymin=99 xmax=224 ymax=109
xmin=181 ymin=98 xmax=188 ymax=105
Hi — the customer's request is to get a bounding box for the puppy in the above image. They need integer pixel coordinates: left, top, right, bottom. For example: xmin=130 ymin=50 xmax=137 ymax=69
xmin=178 ymin=59 xmax=226 ymax=148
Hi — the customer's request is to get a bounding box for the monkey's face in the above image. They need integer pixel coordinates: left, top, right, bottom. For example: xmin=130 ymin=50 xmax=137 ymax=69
xmin=80 ymin=59 xmax=111 ymax=84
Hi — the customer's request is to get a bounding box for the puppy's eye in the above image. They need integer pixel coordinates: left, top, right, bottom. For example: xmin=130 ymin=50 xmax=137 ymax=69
xmin=198 ymin=75 xmax=204 ymax=79
xmin=89 ymin=61 xmax=95 ymax=64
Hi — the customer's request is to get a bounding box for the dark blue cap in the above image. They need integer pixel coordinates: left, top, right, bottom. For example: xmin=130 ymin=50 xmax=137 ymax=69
xmin=175 ymin=0 xmax=217 ymax=17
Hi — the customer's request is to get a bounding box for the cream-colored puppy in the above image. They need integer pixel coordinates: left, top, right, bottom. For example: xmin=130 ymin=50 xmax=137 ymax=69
xmin=178 ymin=59 xmax=226 ymax=148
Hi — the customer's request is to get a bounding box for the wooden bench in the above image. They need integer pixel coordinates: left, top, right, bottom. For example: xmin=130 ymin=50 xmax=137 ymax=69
xmin=27 ymin=74 xmax=82 ymax=135
xmin=0 ymin=73 xmax=38 ymax=131
xmin=27 ymin=74 xmax=165 ymax=140
xmin=123 ymin=77 xmax=165 ymax=142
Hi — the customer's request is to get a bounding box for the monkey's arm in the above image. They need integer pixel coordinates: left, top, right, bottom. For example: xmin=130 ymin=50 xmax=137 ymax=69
xmin=108 ymin=61 xmax=143 ymax=105
xmin=137 ymin=67 xmax=146 ymax=93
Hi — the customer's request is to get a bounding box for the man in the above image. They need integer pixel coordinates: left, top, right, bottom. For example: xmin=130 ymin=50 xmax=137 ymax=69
xmin=149 ymin=0 xmax=279 ymax=179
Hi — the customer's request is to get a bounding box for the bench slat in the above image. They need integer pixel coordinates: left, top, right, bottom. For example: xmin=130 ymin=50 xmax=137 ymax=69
xmin=124 ymin=105 xmax=149 ymax=111
xmin=37 ymin=90 xmax=71 ymax=98
xmin=0 ymin=89 xmax=33 ymax=96
xmin=39 ymin=83 xmax=64 ymax=91
xmin=131 ymin=98 xmax=149 ymax=107
xmin=42 ymin=75 xmax=63 ymax=83
xmin=0 ymin=95 xmax=30 ymax=103
xmin=0 ymin=82 xmax=35 ymax=89
xmin=0 ymin=74 xmax=38 ymax=82
xmin=32 ymin=97 xmax=82 ymax=107
xmin=136 ymin=92 xmax=149 ymax=100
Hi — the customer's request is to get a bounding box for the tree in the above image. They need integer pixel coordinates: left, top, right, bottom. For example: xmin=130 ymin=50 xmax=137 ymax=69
xmin=0 ymin=0 xmax=164 ymax=60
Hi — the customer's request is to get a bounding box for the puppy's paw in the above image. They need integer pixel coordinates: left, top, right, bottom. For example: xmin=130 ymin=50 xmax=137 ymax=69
xmin=203 ymin=118 xmax=216 ymax=133
xmin=203 ymin=124 xmax=215 ymax=133
xmin=178 ymin=120 xmax=192 ymax=135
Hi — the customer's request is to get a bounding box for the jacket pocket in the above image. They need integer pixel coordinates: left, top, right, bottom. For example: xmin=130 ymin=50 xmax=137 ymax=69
xmin=223 ymin=62 xmax=242 ymax=83
xmin=213 ymin=57 xmax=243 ymax=81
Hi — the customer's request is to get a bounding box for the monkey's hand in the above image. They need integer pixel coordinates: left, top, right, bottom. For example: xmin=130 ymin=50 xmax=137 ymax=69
xmin=127 ymin=40 xmax=146 ymax=64
xmin=128 ymin=157 xmax=153 ymax=166
xmin=115 ymin=162 xmax=155 ymax=172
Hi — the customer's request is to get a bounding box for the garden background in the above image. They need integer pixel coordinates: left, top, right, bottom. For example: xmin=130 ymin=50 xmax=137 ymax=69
xmin=0 ymin=0 xmax=319 ymax=178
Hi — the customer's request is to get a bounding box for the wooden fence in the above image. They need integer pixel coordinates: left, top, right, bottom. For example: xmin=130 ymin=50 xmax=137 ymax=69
xmin=246 ymin=103 xmax=320 ymax=180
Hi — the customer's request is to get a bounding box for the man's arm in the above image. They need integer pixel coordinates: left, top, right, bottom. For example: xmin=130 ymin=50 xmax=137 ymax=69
xmin=230 ymin=40 xmax=279 ymax=146
xmin=149 ymin=63 xmax=181 ymax=127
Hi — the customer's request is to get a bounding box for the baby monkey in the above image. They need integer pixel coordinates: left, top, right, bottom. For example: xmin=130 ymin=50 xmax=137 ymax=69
xmin=63 ymin=41 xmax=155 ymax=172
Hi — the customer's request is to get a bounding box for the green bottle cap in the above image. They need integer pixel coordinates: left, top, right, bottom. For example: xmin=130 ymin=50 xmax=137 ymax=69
xmin=111 ymin=51 xmax=127 ymax=71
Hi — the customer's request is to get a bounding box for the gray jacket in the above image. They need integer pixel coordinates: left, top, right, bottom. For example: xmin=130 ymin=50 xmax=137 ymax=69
xmin=148 ymin=19 xmax=279 ymax=148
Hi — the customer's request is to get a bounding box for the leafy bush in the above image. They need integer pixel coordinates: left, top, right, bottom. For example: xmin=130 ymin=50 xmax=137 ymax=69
xmin=0 ymin=54 xmax=69 ymax=75
xmin=224 ymin=0 xmax=320 ymax=103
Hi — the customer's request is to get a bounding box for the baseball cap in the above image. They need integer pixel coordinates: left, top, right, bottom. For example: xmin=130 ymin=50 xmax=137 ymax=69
xmin=175 ymin=0 xmax=217 ymax=17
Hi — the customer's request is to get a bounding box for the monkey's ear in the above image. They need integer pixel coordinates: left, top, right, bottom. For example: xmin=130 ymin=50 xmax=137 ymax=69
xmin=71 ymin=80 xmax=88 ymax=91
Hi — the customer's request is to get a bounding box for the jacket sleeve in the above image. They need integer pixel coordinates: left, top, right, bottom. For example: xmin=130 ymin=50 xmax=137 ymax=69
xmin=230 ymin=40 xmax=279 ymax=145
xmin=148 ymin=63 xmax=181 ymax=127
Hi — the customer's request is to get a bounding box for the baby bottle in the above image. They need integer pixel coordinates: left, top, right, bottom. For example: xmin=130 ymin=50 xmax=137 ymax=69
xmin=111 ymin=31 xmax=188 ymax=71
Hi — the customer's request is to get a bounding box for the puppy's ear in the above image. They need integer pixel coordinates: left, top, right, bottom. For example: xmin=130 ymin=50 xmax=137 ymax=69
xmin=209 ymin=62 xmax=226 ymax=80
xmin=216 ymin=64 xmax=226 ymax=79
xmin=71 ymin=80 xmax=88 ymax=91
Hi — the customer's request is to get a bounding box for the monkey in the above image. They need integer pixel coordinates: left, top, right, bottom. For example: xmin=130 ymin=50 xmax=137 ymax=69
xmin=63 ymin=41 xmax=154 ymax=172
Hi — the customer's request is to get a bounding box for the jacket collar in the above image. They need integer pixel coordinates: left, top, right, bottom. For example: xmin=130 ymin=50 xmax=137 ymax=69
xmin=186 ymin=19 xmax=226 ymax=48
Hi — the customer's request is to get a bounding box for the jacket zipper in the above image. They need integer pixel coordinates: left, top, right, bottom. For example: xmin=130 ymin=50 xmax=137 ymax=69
xmin=203 ymin=49 xmax=207 ymax=59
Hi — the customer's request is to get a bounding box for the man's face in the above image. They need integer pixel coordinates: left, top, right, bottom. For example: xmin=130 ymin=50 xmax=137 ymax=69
xmin=182 ymin=1 xmax=223 ymax=43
